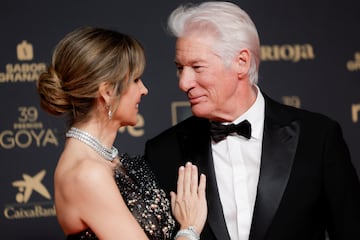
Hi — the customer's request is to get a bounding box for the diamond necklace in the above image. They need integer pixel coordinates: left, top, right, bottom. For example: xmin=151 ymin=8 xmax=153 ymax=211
xmin=66 ymin=127 xmax=118 ymax=162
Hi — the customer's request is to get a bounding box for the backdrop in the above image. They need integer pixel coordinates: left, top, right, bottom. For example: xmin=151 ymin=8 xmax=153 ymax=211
xmin=0 ymin=0 xmax=359 ymax=239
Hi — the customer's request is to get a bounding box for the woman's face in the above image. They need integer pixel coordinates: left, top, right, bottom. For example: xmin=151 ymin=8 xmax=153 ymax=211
xmin=115 ymin=77 xmax=148 ymax=127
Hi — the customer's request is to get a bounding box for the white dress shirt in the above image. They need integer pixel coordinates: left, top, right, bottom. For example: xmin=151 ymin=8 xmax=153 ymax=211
xmin=212 ymin=86 xmax=265 ymax=240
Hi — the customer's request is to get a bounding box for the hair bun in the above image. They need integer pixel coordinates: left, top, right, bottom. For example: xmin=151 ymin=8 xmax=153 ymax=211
xmin=37 ymin=65 xmax=71 ymax=116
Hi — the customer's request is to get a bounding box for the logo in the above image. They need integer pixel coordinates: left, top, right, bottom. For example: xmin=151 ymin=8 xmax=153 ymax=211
xmin=261 ymin=44 xmax=315 ymax=62
xmin=118 ymin=113 xmax=145 ymax=137
xmin=0 ymin=40 xmax=47 ymax=83
xmin=0 ymin=106 xmax=59 ymax=149
xmin=4 ymin=170 xmax=56 ymax=219
xmin=347 ymin=52 xmax=360 ymax=72
xmin=171 ymin=101 xmax=191 ymax=125
xmin=282 ymin=96 xmax=301 ymax=108
xmin=352 ymin=103 xmax=360 ymax=123
xmin=12 ymin=170 xmax=51 ymax=203
xmin=17 ymin=40 xmax=33 ymax=61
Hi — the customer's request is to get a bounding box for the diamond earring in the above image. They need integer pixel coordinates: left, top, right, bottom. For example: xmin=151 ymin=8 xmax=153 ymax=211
xmin=106 ymin=104 xmax=112 ymax=120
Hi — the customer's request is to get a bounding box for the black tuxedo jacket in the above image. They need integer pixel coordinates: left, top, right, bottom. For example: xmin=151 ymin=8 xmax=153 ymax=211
xmin=144 ymin=94 xmax=360 ymax=240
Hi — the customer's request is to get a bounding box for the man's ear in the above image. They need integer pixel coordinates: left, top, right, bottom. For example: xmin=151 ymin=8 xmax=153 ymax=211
xmin=98 ymin=82 xmax=114 ymax=105
xmin=236 ymin=48 xmax=251 ymax=78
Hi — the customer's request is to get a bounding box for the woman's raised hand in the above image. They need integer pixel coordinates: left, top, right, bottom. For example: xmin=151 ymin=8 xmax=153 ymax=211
xmin=170 ymin=162 xmax=207 ymax=236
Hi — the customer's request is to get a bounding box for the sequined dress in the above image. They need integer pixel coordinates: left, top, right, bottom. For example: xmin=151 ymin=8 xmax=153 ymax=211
xmin=66 ymin=153 xmax=175 ymax=240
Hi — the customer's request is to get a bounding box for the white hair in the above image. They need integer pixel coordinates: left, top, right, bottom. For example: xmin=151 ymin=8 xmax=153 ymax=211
xmin=168 ymin=1 xmax=260 ymax=84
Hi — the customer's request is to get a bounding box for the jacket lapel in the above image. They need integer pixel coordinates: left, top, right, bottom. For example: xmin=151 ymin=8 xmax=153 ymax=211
xmin=181 ymin=117 xmax=231 ymax=240
xmin=249 ymin=96 xmax=300 ymax=240
xmin=200 ymin=146 xmax=232 ymax=240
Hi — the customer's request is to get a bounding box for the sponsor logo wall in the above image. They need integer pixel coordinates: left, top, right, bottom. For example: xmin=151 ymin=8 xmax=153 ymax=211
xmin=0 ymin=0 xmax=358 ymax=238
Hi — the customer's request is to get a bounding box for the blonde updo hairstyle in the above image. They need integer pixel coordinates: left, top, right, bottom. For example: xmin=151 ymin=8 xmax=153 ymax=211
xmin=37 ymin=26 xmax=146 ymax=127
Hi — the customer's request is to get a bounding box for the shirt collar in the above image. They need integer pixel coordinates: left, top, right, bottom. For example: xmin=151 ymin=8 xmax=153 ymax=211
xmin=232 ymin=85 xmax=265 ymax=140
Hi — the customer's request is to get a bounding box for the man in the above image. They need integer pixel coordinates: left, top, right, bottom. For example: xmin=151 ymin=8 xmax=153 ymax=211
xmin=144 ymin=2 xmax=360 ymax=239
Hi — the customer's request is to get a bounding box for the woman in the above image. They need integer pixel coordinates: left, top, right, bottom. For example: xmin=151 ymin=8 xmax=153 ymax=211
xmin=37 ymin=26 xmax=206 ymax=240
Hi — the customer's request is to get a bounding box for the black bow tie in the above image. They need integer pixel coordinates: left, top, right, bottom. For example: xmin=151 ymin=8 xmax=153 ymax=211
xmin=210 ymin=120 xmax=251 ymax=143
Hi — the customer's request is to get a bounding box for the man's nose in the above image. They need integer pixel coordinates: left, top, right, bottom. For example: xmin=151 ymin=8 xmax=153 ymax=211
xmin=178 ymin=68 xmax=195 ymax=93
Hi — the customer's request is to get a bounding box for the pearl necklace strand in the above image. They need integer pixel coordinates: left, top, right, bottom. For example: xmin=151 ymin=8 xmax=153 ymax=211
xmin=66 ymin=127 xmax=118 ymax=162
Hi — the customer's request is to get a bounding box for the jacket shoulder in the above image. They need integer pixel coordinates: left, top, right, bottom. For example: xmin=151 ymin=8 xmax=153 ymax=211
xmin=264 ymin=94 xmax=338 ymax=127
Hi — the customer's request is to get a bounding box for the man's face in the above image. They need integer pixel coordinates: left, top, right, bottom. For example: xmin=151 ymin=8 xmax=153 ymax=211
xmin=175 ymin=35 xmax=240 ymax=121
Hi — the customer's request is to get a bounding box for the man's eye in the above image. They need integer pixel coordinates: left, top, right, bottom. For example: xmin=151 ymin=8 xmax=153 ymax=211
xmin=176 ymin=66 xmax=183 ymax=71
xmin=193 ymin=66 xmax=203 ymax=71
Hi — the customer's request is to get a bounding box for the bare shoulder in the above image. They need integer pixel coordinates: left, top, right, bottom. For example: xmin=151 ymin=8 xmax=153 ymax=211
xmin=55 ymin=155 xmax=114 ymax=199
xmin=54 ymin=147 xmax=150 ymax=238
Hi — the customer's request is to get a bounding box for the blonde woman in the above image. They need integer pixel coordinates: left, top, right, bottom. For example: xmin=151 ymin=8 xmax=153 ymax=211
xmin=37 ymin=26 xmax=206 ymax=240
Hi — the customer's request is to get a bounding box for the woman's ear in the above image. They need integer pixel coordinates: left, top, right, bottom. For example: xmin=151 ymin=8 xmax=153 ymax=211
xmin=236 ymin=48 xmax=251 ymax=78
xmin=98 ymin=82 xmax=114 ymax=105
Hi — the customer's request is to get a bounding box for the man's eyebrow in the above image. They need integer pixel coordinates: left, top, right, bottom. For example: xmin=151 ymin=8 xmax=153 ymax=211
xmin=174 ymin=59 xmax=205 ymax=65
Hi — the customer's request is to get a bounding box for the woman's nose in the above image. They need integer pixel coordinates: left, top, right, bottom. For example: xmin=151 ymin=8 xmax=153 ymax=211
xmin=141 ymin=81 xmax=148 ymax=96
